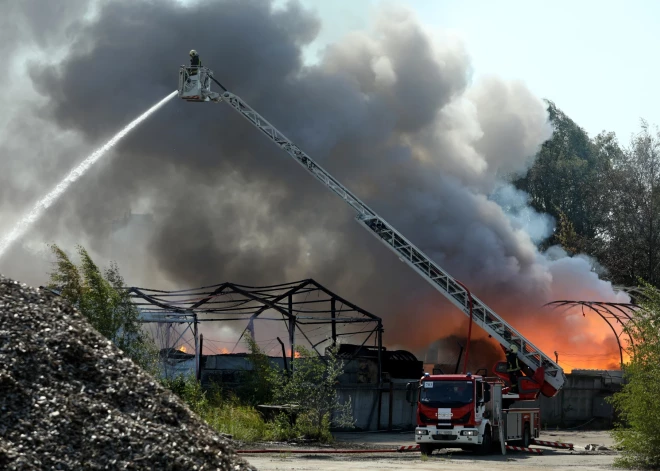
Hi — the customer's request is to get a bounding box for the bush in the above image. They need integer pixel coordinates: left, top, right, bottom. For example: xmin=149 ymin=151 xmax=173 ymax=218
xmin=163 ymin=375 xmax=296 ymax=442
xmin=47 ymin=244 xmax=159 ymax=373
xmin=245 ymin=341 xmax=355 ymax=441
xmin=610 ymin=282 xmax=660 ymax=468
xmin=164 ymin=341 xmax=355 ymax=444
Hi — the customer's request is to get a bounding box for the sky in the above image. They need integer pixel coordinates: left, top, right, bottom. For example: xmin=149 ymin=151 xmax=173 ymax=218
xmin=286 ymin=0 xmax=660 ymax=143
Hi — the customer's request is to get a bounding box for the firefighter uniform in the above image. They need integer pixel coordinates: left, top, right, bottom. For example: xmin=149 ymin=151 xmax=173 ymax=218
xmin=506 ymin=345 xmax=522 ymax=393
xmin=189 ymin=49 xmax=202 ymax=75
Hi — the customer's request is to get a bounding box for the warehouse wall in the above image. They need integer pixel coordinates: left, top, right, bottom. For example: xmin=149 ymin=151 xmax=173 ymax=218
xmin=197 ymin=353 xmax=621 ymax=431
xmin=337 ymin=371 xmax=622 ymax=431
xmin=525 ymin=370 xmax=621 ymax=428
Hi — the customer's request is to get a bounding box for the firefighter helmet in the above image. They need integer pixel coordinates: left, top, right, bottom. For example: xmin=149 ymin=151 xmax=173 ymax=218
xmin=510 ymin=344 xmax=518 ymax=353
xmin=190 ymin=49 xmax=198 ymax=57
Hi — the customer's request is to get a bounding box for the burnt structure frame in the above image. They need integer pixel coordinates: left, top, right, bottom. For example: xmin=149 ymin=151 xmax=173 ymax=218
xmin=545 ymin=300 xmax=640 ymax=367
xmin=126 ymin=279 xmax=384 ymax=380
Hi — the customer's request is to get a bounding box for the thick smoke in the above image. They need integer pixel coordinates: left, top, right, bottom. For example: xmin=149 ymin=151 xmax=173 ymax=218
xmin=0 ymin=0 xmax=628 ymax=366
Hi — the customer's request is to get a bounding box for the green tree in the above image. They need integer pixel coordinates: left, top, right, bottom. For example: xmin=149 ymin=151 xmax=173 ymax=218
xmin=556 ymin=210 xmax=583 ymax=255
xmin=597 ymin=123 xmax=660 ymax=286
xmin=515 ymin=100 xmax=607 ymax=251
xmin=610 ymin=282 xmax=660 ymax=468
xmin=513 ymin=103 xmax=660 ymax=288
xmin=246 ymin=341 xmax=354 ymax=440
xmin=47 ymin=244 xmax=158 ymax=372
xmin=239 ymin=336 xmax=277 ymax=406
xmin=273 ymin=345 xmax=354 ymax=439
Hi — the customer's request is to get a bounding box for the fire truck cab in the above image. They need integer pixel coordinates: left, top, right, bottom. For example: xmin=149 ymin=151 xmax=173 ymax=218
xmin=406 ymin=372 xmax=540 ymax=455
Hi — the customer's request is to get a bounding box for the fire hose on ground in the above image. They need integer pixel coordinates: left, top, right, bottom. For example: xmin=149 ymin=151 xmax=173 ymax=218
xmin=237 ymin=446 xmax=421 ymax=454
xmin=236 ymin=441 xmax=575 ymax=454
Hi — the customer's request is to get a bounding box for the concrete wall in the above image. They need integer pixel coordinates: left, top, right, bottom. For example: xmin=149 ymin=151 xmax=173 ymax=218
xmin=513 ymin=370 xmax=621 ymax=428
xmin=337 ymin=371 xmax=622 ymax=431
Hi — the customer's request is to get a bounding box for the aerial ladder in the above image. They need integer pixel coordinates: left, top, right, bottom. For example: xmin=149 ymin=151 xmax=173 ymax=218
xmin=177 ymin=65 xmax=567 ymax=398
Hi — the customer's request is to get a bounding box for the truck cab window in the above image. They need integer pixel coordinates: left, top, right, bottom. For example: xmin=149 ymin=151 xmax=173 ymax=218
xmin=420 ymin=381 xmax=473 ymax=408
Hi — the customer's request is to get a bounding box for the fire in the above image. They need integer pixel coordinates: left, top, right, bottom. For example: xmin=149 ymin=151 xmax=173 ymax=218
xmin=386 ymin=296 xmax=627 ymax=372
xmin=178 ymin=345 xmax=187 ymax=353
xmin=511 ymin=305 xmax=625 ymax=371
xmin=217 ymin=347 xmax=230 ymax=354
xmin=285 ymin=349 xmax=302 ymax=359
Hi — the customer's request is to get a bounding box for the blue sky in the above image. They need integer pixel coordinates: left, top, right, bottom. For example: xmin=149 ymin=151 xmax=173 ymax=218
xmin=282 ymin=0 xmax=659 ymax=144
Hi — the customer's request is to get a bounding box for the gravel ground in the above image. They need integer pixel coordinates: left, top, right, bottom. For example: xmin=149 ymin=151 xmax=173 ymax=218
xmin=243 ymin=431 xmax=617 ymax=471
xmin=0 ymin=276 xmax=257 ymax=470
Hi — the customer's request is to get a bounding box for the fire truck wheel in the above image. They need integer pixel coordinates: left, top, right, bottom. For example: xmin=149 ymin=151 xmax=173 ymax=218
xmin=522 ymin=424 xmax=531 ymax=448
xmin=419 ymin=444 xmax=434 ymax=456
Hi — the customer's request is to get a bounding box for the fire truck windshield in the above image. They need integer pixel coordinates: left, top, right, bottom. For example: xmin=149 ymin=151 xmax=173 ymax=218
xmin=420 ymin=380 xmax=474 ymax=407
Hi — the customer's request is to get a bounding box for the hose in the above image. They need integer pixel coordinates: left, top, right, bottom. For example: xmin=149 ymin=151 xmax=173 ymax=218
xmin=237 ymin=447 xmax=418 ymax=454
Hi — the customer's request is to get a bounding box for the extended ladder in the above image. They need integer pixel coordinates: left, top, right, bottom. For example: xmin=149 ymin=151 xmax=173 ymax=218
xmin=182 ymin=69 xmax=566 ymax=394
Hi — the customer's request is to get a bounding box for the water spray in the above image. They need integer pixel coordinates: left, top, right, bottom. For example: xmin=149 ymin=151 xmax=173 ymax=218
xmin=0 ymin=91 xmax=178 ymax=260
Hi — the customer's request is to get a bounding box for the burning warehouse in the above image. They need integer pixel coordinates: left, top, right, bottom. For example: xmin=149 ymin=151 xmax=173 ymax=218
xmin=133 ymin=278 xmax=423 ymax=385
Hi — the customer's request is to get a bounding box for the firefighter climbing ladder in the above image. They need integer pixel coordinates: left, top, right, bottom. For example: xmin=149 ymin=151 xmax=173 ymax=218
xmin=178 ymin=66 xmax=567 ymax=394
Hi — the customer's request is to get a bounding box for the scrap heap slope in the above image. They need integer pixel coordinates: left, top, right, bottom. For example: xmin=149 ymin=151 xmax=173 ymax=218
xmin=0 ymin=276 xmax=256 ymax=471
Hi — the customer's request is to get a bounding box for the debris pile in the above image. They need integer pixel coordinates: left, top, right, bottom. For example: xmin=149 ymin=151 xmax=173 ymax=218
xmin=584 ymin=444 xmax=610 ymax=451
xmin=0 ymin=277 xmax=256 ymax=470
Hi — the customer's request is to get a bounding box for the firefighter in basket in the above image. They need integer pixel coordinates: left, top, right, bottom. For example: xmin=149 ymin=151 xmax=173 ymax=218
xmin=189 ymin=49 xmax=202 ymax=75
xmin=506 ymin=344 xmax=523 ymax=393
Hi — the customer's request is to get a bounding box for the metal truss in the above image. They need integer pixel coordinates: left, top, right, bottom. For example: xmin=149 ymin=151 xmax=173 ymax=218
xmin=545 ymin=300 xmax=640 ymax=367
xmin=127 ymin=279 xmax=383 ymax=377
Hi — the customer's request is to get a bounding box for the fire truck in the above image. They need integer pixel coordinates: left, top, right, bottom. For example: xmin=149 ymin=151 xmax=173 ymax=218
xmin=406 ymin=367 xmax=544 ymax=455
xmin=177 ymin=63 xmax=567 ymax=454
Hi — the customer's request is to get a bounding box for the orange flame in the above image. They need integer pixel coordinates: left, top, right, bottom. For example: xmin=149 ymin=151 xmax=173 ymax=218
xmin=285 ymin=349 xmax=302 ymax=359
xmin=178 ymin=345 xmax=187 ymax=353
xmin=217 ymin=347 xmax=230 ymax=354
xmin=386 ymin=296 xmax=626 ymax=372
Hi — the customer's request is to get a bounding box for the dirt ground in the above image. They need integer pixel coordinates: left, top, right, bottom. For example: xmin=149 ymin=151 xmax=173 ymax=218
xmin=243 ymin=430 xmax=617 ymax=471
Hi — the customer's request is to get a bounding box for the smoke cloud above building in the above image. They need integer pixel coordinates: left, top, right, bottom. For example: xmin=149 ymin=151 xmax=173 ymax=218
xmin=0 ymin=0 xmax=627 ymax=367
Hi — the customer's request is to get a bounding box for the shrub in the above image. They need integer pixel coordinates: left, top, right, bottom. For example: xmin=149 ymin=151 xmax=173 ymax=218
xmin=610 ymin=282 xmax=660 ymax=468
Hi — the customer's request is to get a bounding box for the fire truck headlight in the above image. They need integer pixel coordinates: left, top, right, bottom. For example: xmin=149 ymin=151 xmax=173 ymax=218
xmin=416 ymin=429 xmax=429 ymax=435
xmin=460 ymin=430 xmax=478 ymax=436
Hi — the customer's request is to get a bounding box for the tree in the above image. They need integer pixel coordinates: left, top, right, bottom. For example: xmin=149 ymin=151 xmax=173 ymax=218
xmin=274 ymin=345 xmax=354 ymax=438
xmin=513 ymin=103 xmax=660 ymax=288
xmin=597 ymin=124 xmax=660 ymax=286
xmin=556 ymin=211 xmax=583 ymax=255
xmin=47 ymin=244 xmax=158 ymax=372
xmin=610 ymin=282 xmax=660 ymax=468
xmin=247 ymin=341 xmax=354 ymax=440
xmin=239 ymin=337 xmax=277 ymax=406
xmin=514 ymin=101 xmax=606 ymax=252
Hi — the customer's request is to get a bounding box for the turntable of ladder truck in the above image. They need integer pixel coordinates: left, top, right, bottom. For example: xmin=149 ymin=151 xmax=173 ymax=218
xmin=406 ymin=337 xmax=565 ymax=455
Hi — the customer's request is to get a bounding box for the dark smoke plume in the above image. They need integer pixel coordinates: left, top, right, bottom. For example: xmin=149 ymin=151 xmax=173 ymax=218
xmin=0 ymin=0 xmax=628 ymax=364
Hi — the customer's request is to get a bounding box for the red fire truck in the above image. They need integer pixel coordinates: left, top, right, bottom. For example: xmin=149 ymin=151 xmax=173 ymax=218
xmin=406 ymin=353 xmax=552 ymax=455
